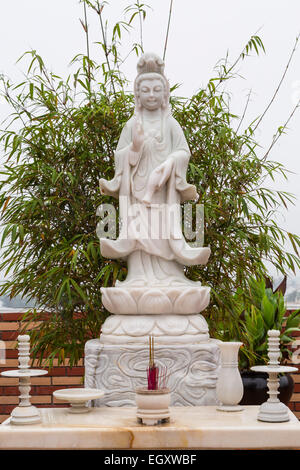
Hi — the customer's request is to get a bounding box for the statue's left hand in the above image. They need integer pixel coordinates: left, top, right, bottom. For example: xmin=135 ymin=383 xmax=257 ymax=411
xmin=142 ymin=158 xmax=174 ymax=205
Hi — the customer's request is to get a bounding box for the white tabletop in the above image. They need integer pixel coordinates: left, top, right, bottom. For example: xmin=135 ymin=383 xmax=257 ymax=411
xmin=1 ymin=406 xmax=300 ymax=449
xmin=1 ymin=369 xmax=48 ymax=378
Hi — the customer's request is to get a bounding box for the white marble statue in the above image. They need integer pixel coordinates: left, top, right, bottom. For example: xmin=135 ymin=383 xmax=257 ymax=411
xmin=98 ymin=52 xmax=210 ymax=290
xmin=85 ymin=54 xmax=220 ymax=406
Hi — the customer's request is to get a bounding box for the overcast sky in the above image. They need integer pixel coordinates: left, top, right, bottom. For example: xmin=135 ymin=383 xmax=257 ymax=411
xmin=0 ymin=0 xmax=299 ymax=277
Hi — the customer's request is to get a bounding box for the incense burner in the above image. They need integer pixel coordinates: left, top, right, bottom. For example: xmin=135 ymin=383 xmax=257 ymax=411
xmin=135 ymin=387 xmax=171 ymax=425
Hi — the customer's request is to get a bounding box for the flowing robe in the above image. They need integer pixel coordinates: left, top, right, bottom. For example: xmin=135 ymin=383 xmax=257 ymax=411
xmin=99 ymin=113 xmax=210 ymax=287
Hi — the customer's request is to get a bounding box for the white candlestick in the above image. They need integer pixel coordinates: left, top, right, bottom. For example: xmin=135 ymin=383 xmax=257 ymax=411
xmin=251 ymin=329 xmax=297 ymax=422
xmin=1 ymin=335 xmax=48 ymax=425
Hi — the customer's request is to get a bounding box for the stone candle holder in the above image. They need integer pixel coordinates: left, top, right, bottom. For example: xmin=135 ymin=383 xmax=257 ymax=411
xmin=1 ymin=335 xmax=48 ymax=425
xmin=251 ymin=330 xmax=298 ymax=422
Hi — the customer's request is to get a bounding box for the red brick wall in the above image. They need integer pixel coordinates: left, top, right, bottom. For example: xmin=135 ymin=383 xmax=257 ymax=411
xmin=0 ymin=310 xmax=300 ymax=423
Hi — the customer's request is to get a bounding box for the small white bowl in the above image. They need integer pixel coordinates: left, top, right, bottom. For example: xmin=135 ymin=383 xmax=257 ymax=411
xmin=53 ymin=388 xmax=104 ymax=413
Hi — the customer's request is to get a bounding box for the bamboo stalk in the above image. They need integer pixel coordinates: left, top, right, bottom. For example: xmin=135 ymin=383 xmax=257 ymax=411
xmin=163 ymin=0 xmax=174 ymax=61
xmin=83 ymin=1 xmax=91 ymax=84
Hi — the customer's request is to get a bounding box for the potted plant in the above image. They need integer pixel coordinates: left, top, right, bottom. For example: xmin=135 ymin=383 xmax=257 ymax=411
xmin=216 ymin=276 xmax=300 ymax=405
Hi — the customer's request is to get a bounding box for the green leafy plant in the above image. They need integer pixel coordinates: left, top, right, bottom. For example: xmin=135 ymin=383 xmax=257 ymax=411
xmin=0 ymin=1 xmax=299 ymax=366
xmin=217 ymin=276 xmax=300 ymax=369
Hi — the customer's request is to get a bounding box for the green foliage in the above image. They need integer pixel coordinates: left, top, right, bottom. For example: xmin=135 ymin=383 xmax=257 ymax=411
xmin=0 ymin=1 xmax=299 ymax=366
xmin=216 ymin=276 xmax=300 ymax=369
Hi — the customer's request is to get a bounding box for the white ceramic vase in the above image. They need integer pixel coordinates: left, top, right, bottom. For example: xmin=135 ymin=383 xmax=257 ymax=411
xmin=216 ymin=341 xmax=244 ymax=412
xmin=135 ymin=388 xmax=171 ymax=425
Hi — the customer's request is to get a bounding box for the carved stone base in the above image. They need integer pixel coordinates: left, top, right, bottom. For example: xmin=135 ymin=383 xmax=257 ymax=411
xmin=10 ymin=405 xmax=41 ymax=425
xmin=100 ymin=314 xmax=210 ymax=344
xmin=85 ymin=338 xmax=221 ymax=407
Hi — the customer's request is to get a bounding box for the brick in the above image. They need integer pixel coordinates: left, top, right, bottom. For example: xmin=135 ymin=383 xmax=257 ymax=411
xmin=0 ymin=322 xmax=19 ymax=331
xmin=0 ymin=321 xmax=20 ymax=331
xmin=47 ymin=367 xmax=67 ymax=377
xmin=1 ymin=331 xmax=19 ymax=341
xmin=5 ymin=341 xmax=17 ymax=349
xmin=31 ymin=377 xmax=51 ymax=385
xmin=293 ymin=374 xmax=300 ymax=383
xmin=1 ymin=387 xmax=19 ymax=396
xmin=22 ymin=321 xmax=42 ymax=331
xmin=0 ymin=404 xmax=16 ymax=414
xmin=291 ymin=393 xmax=300 ymax=402
xmin=0 ymin=359 xmax=18 ymax=367
xmin=32 ymin=359 xmax=49 ymax=367
xmin=31 ymin=386 xmax=64 ymax=395
xmin=52 ymin=376 xmax=83 ymax=385
xmin=5 ymin=350 xmax=18 ymax=359
xmin=0 ymin=367 xmax=18 ymax=373
xmin=31 ymin=395 xmax=52 ymax=404
xmin=0 ymin=377 xmax=18 ymax=386
xmin=2 ymin=313 xmax=23 ymax=321
xmin=67 ymin=367 xmax=84 ymax=376
xmin=0 ymin=396 xmax=18 ymax=404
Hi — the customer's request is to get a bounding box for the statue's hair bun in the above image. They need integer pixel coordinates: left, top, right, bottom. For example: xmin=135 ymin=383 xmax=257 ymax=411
xmin=137 ymin=53 xmax=165 ymax=76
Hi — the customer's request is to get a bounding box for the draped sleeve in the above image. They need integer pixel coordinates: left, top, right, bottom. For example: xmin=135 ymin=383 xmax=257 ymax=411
xmin=99 ymin=118 xmax=137 ymax=199
xmin=168 ymin=117 xmax=198 ymax=203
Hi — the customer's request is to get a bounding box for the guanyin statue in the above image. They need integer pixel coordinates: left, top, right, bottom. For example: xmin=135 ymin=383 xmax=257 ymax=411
xmin=98 ymin=52 xmax=211 ymax=311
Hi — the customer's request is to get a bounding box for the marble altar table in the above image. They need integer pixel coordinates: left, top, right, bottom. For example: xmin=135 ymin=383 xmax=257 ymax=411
xmin=0 ymin=406 xmax=300 ymax=449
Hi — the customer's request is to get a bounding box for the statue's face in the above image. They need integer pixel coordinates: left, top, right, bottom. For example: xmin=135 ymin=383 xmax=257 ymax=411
xmin=139 ymin=78 xmax=164 ymax=111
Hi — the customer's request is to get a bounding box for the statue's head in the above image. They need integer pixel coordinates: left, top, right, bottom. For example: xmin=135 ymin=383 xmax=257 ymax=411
xmin=134 ymin=53 xmax=170 ymax=113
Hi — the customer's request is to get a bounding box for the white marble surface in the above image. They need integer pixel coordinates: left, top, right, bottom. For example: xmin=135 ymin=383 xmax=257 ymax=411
xmin=1 ymin=406 xmax=300 ymax=449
